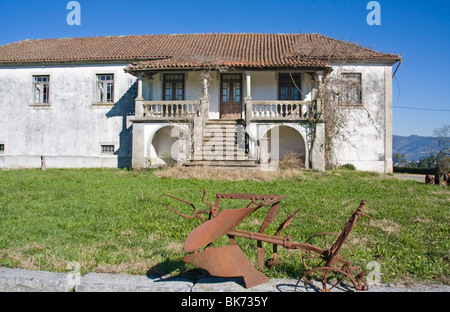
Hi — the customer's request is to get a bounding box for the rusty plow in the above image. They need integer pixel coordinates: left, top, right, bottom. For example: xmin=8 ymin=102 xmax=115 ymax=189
xmin=161 ymin=191 xmax=374 ymax=292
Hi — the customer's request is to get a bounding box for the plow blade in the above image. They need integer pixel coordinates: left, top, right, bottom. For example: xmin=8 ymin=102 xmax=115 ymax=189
xmin=183 ymin=245 xmax=270 ymax=288
xmin=184 ymin=207 xmax=258 ymax=252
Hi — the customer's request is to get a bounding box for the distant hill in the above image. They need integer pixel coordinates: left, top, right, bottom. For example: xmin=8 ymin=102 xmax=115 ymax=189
xmin=393 ymin=135 xmax=441 ymax=162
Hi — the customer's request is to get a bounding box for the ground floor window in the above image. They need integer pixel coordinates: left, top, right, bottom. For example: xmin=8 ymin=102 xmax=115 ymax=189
xmin=101 ymin=145 xmax=115 ymax=154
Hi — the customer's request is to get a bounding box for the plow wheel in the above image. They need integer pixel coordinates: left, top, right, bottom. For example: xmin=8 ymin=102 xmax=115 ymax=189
xmin=301 ymin=232 xmax=355 ymax=270
xmin=295 ymin=266 xmax=352 ymax=292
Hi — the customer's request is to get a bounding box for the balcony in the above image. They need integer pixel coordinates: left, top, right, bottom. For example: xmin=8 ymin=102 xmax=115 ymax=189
xmin=247 ymin=100 xmax=318 ymax=122
xmin=133 ymin=70 xmax=320 ymax=123
xmin=136 ymin=99 xmax=318 ymax=122
xmin=141 ymin=100 xmax=201 ymax=120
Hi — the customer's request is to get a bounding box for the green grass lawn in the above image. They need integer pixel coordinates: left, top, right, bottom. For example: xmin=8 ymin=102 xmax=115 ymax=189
xmin=0 ymin=167 xmax=448 ymax=285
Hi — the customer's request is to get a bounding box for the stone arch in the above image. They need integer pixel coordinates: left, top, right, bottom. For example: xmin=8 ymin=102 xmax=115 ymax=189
xmin=149 ymin=124 xmax=190 ymax=165
xmin=261 ymin=124 xmax=307 ymax=168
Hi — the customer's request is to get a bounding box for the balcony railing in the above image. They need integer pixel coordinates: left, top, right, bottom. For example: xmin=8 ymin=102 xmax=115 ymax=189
xmin=138 ymin=99 xmax=317 ymax=121
xmin=142 ymin=101 xmax=201 ymax=119
xmin=249 ymin=100 xmax=316 ymax=121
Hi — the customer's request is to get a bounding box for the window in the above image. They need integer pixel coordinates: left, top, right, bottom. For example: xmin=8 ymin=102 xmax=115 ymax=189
xmin=0 ymin=144 xmax=4 ymax=153
xmin=341 ymin=73 xmax=362 ymax=105
xmin=33 ymin=75 xmax=50 ymax=104
xmin=101 ymin=145 xmax=115 ymax=154
xmin=279 ymin=73 xmax=301 ymax=100
xmin=96 ymin=74 xmax=114 ymax=103
xmin=163 ymin=74 xmax=184 ymax=101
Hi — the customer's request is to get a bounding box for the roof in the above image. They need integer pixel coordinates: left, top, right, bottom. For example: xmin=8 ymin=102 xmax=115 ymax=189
xmin=0 ymin=33 xmax=401 ymax=70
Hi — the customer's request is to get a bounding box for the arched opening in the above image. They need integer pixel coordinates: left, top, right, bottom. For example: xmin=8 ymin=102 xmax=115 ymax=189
xmin=265 ymin=126 xmax=306 ymax=168
xmin=151 ymin=126 xmax=179 ymax=165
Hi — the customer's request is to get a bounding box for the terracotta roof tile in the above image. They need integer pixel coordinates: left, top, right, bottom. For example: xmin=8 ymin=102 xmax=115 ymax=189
xmin=0 ymin=33 xmax=401 ymax=70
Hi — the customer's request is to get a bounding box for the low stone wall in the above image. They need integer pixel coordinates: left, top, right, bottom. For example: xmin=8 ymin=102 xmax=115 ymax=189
xmin=0 ymin=267 xmax=448 ymax=292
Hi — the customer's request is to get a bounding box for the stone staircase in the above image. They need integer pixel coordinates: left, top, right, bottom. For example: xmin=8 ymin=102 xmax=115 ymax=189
xmin=183 ymin=120 xmax=259 ymax=169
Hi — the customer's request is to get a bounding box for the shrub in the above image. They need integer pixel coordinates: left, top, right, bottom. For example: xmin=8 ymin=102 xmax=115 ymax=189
xmin=339 ymin=163 xmax=356 ymax=170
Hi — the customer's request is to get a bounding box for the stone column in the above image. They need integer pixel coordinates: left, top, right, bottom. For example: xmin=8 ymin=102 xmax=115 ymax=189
xmin=245 ymin=71 xmax=253 ymax=125
xmin=245 ymin=71 xmax=252 ymax=98
xmin=135 ymin=74 xmax=144 ymax=117
xmin=200 ymin=71 xmax=210 ymax=119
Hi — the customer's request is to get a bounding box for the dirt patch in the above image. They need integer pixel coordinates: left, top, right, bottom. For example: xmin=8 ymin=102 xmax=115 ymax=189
xmin=154 ymin=166 xmax=305 ymax=181
xmin=369 ymin=219 xmax=400 ymax=235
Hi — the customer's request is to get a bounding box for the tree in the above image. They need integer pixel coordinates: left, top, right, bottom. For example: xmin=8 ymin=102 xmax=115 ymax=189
xmin=394 ymin=153 xmax=407 ymax=166
xmin=433 ymin=122 xmax=450 ymax=156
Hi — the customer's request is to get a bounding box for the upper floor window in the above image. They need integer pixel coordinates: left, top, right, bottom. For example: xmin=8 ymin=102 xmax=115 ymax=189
xmin=279 ymin=73 xmax=301 ymax=101
xmin=341 ymin=73 xmax=362 ymax=105
xmin=96 ymin=74 xmax=114 ymax=103
xmin=163 ymin=74 xmax=184 ymax=101
xmin=33 ymin=75 xmax=50 ymax=104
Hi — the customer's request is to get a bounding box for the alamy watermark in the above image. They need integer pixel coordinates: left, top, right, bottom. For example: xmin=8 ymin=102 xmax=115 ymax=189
xmin=366 ymin=261 xmax=383 ymax=285
xmin=66 ymin=261 xmax=81 ymax=288
xmin=66 ymin=1 xmax=81 ymax=26
xmin=366 ymin=1 xmax=381 ymax=26
xmin=65 ymin=2 xmax=380 ymax=27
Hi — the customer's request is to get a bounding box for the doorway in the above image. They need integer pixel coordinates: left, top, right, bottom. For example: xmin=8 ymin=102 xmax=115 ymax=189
xmin=220 ymin=74 xmax=242 ymax=119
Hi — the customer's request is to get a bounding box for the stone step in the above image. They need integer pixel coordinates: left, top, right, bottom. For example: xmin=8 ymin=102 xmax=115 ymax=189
xmin=203 ymin=127 xmax=239 ymax=133
xmin=202 ymin=145 xmax=245 ymax=155
xmin=191 ymin=121 xmax=251 ymax=169
xmin=184 ymin=160 xmax=258 ymax=169
xmin=200 ymin=155 xmax=249 ymax=160
xmin=206 ymin=119 xmax=241 ymax=124
xmin=202 ymin=136 xmax=239 ymax=142
xmin=204 ymin=124 xmax=238 ymax=128
xmin=202 ymin=142 xmax=244 ymax=148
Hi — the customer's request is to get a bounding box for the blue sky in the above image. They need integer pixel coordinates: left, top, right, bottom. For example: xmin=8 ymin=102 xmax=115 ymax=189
xmin=1 ymin=0 xmax=449 ymax=136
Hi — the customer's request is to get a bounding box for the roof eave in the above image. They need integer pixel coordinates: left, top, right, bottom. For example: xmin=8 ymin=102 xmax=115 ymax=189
xmin=327 ymin=56 xmax=402 ymax=66
xmin=125 ymin=64 xmax=332 ymax=74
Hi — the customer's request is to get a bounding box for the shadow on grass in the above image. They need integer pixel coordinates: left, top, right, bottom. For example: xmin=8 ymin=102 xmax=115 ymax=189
xmin=146 ymin=259 xmax=210 ymax=282
xmin=145 ymin=257 xmax=311 ymax=284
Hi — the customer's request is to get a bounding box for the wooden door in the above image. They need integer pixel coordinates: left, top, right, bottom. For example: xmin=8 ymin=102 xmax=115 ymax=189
xmin=220 ymin=74 xmax=242 ymax=119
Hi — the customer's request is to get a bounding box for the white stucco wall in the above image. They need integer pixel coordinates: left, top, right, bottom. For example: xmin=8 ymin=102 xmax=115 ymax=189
xmin=0 ymin=63 xmax=137 ymax=169
xmin=328 ymin=64 xmax=391 ymax=172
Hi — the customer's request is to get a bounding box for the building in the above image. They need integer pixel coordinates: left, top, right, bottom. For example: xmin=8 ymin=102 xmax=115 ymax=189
xmin=0 ymin=33 xmax=401 ymax=172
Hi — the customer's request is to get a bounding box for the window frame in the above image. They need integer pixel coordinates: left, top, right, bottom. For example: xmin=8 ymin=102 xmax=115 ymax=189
xmin=0 ymin=143 xmax=4 ymax=153
xmin=100 ymin=144 xmax=115 ymax=154
xmin=31 ymin=75 xmax=51 ymax=106
xmin=95 ymin=73 xmax=115 ymax=104
xmin=162 ymin=73 xmax=185 ymax=101
xmin=341 ymin=72 xmax=363 ymax=106
xmin=278 ymin=73 xmax=302 ymax=101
